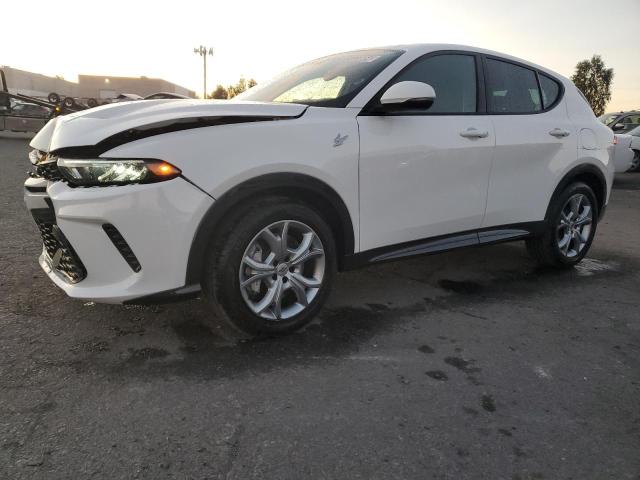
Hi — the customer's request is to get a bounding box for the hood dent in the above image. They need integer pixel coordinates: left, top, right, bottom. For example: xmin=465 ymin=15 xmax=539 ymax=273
xmin=33 ymin=100 xmax=308 ymax=154
xmin=50 ymin=113 xmax=306 ymax=158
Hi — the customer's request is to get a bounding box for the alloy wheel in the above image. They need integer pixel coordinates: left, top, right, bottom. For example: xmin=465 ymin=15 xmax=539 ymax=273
xmin=239 ymin=220 xmax=325 ymax=321
xmin=556 ymin=193 xmax=593 ymax=258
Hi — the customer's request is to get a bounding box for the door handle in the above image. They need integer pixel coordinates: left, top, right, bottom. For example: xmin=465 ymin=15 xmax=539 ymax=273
xmin=549 ymin=128 xmax=570 ymax=138
xmin=459 ymin=128 xmax=489 ymax=139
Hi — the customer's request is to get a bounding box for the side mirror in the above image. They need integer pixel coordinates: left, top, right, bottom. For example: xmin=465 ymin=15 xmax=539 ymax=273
xmin=379 ymin=81 xmax=436 ymax=110
xmin=612 ymin=123 xmax=625 ymax=131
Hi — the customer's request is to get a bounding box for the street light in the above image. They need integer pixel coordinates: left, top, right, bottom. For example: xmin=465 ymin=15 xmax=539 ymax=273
xmin=193 ymin=45 xmax=214 ymax=99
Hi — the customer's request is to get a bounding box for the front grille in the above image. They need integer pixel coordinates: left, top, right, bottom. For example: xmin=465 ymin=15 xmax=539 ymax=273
xmin=102 ymin=224 xmax=142 ymax=272
xmin=35 ymin=160 xmax=63 ymax=182
xmin=31 ymin=208 xmax=87 ymax=284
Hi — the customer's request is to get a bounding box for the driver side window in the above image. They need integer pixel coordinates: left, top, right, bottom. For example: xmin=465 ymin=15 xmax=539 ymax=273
xmin=390 ymin=54 xmax=477 ymax=113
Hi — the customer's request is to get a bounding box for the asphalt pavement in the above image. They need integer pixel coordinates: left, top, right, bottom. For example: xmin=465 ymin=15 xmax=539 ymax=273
xmin=1 ymin=132 xmax=639 ymax=479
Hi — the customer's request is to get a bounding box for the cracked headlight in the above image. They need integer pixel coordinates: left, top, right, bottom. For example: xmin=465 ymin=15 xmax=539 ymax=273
xmin=57 ymin=158 xmax=181 ymax=186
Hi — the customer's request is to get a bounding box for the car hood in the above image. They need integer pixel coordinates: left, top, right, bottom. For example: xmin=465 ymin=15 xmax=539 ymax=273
xmin=30 ymin=99 xmax=308 ymax=153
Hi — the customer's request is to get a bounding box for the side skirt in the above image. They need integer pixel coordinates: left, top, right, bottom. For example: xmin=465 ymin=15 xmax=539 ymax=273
xmin=342 ymin=222 xmax=545 ymax=270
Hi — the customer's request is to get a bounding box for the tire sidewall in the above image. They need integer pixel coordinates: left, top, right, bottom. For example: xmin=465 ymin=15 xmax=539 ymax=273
xmin=204 ymin=198 xmax=336 ymax=336
xmin=631 ymin=151 xmax=640 ymax=172
xmin=547 ymin=182 xmax=598 ymax=266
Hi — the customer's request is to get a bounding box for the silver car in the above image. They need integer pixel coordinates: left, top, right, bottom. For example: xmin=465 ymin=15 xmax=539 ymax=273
xmin=0 ymin=99 xmax=52 ymax=133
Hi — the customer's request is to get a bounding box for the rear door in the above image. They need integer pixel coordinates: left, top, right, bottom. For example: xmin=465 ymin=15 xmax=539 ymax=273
xmin=357 ymin=52 xmax=495 ymax=251
xmin=482 ymin=57 xmax=577 ymax=227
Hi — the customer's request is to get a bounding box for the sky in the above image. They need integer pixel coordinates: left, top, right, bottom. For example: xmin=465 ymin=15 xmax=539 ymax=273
xmin=2 ymin=0 xmax=639 ymax=111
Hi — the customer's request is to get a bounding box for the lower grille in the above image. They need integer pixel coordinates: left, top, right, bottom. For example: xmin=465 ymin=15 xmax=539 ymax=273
xmin=31 ymin=208 xmax=87 ymax=284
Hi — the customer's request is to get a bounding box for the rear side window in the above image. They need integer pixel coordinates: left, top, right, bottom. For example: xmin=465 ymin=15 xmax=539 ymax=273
xmin=486 ymin=58 xmax=541 ymax=113
xmin=392 ymin=54 xmax=477 ymax=113
xmin=539 ymin=74 xmax=560 ymax=109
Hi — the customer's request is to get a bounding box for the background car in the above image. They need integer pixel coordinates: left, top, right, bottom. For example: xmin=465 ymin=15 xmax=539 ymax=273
xmin=612 ymin=134 xmax=635 ymax=172
xmin=626 ymin=125 xmax=640 ymax=172
xmin=144 ymin=92 xmax=191 ymax=100
xmin=111 ymin=93 xmax=144 ymax=103
xmin=0 ymin=101 xmax=52 ymax=133
xmin=599 ymin=110 xmax=640 ymax=134
xmin=12 ymin=102 xmax=52 ymax=118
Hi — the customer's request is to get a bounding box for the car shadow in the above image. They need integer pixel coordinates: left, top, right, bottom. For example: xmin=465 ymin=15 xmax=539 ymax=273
xmin=34 ymin=241 xmax=623 ymax=382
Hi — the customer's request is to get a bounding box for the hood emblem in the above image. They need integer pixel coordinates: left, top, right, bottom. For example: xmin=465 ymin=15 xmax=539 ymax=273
xmin=333 ymin=133 xmax=348 ymax=147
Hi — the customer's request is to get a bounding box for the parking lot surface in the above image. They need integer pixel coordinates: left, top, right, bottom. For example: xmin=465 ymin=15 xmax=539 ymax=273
xmin=1 ymin=133 xmax=639 ymax=480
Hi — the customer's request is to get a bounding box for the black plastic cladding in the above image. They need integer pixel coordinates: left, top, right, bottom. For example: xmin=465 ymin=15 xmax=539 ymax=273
xmin=102 ymin=224 xmax=142 ymax=272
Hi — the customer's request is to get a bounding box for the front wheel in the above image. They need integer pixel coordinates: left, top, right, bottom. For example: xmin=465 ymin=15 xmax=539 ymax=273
xmin=203 ymin=197 xmax=336 ymax=336
xmin=526 ymin=182 xmax=598 ymax=268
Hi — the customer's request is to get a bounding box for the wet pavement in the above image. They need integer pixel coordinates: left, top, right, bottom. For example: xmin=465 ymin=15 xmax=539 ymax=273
xmin=1 ymin=133 xmax=639 ymax=479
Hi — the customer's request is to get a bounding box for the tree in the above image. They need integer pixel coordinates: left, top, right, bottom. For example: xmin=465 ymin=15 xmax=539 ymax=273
xmin=227 ymin=78 xmax=247 ymax=99
xmin=211 ymin=84 xmax=228 ymax=99
xmin=571 ymin=55 xmax=613 ymax=116
xmin=209 ymin=78 xmax=257 ymax=100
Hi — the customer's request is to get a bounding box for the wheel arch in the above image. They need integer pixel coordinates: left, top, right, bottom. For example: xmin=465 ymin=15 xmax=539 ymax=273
xmin=546 ymin=163 xmax=608 ymax=220
xmin=185 ymin=172 xmax=356 ymax=285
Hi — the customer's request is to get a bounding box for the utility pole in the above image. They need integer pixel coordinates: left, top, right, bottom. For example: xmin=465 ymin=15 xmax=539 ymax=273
xmin=193 ymin=45 xmax=214 ymax=99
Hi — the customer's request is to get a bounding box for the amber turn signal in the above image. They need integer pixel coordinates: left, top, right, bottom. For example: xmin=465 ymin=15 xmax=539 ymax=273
xmin=147 ymin=160 xmax=181 ymax=178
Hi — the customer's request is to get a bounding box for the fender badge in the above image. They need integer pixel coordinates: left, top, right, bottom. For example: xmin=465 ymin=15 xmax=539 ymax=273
xmin=333 ymin=133 xmax=348 ymax=147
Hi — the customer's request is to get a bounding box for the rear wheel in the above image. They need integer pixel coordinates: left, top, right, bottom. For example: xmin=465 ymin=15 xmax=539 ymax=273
xmin=203 ymin=197 xmax=336 ymax=336
xmin=526 ymin=182 xmax=598 ymax=268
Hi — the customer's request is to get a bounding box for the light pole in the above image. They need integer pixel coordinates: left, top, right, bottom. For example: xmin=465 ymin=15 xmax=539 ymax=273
xmin=193 ymin=45 xmax=214 ymax=99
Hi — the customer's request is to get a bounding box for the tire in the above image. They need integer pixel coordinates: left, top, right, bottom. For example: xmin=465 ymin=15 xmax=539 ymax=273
xmin=87 ymin=98 xmax=98 ymax=108
xmin=48 ymin=92 xmax=60 ymax=104
xmin=630 ymin=150 xmax=640 ymax=172
xmin=63 ymin=97 xmax=75 ymax=108
xmin=526 ymin=182 xmax=598 ymax=268
xmin=202 ymin=196 xmax=337 ymax=336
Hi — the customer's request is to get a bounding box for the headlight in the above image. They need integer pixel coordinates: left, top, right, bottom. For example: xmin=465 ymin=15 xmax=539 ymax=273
xmin=57 ymin=158 xmax=181 ymax=186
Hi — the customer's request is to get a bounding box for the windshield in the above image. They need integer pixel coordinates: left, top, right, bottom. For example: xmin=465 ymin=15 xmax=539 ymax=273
xmin=235 ymin=49 xmax=402 ymax=108
xmin=598 ymin=113 xmax=621 ymax=126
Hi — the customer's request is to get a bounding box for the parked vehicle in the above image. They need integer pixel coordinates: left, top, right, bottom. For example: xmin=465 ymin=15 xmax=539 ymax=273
xmin=24 ymin=44 xmax=614 ymax=336
xmin=12 ymin=102 xmax=51 ymax=117
xmin=599 ymin=111 xmax=640 ymax=134
xmin=144 ymin=92 xmax=190 ymax=100
xmin=48 ymin=92 xmax=99 ymax=109
xmin=612 ymin=134 xmax=635 ymax=172
xmin=111 ymin=93 xmax=144 ymax=103
xmin=627 ymin=125 xmax=640 ymax=172
xmin=1 ymin=69 xmax=82 ymax=133
xmin=1 ymin=102 xmax=52 ymax=133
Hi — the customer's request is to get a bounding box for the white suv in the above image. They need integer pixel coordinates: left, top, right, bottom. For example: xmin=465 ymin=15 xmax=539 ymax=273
xmin=24 ymin=44 xmax=614 ymax=335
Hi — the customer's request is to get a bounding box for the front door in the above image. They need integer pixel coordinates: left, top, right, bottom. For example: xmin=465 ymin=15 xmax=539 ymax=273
xmin=357 ymin=52 xmax=494 ymax=251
